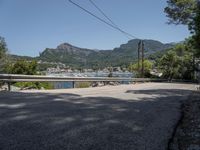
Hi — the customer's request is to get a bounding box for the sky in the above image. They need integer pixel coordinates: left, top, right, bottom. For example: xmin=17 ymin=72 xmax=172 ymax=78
xmin=0 ymin=0 xmax=190 ymax=57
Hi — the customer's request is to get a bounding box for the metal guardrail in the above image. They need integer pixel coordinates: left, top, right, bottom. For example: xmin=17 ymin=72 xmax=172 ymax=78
xmin=0 ymin=74 xmax=166 ymax=91
xmin=0 ymin=74 xmax=166 ymax=82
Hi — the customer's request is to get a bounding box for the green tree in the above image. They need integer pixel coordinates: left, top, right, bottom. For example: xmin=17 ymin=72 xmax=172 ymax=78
xmin=159 ymin=50 xmax=180 ymax=80
xmin=129 ymin=59 xmax=153 ymax=77
xmin=158 ymin=43 xmax=194 ymax=80
xmin=191 ymin=2 xmax=200 ymax=56
xmin=0 ymin=37 xmax=9 ymax=73
xmin=4 ymin=60 xmax=54 ymax=89
xmin=164 ymin=0 xmax=197 ymax=25
xmin=5 ymin=60 xmax=37 ymax=75
xmin=0 ymin=36 xmax=7 ymax=59
xmin=164 ymin=0 xmax=200 ymax=57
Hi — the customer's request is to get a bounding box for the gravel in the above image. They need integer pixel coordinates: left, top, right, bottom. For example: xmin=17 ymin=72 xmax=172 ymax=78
xmin=169 ymin=91 xmax=200 ymax=150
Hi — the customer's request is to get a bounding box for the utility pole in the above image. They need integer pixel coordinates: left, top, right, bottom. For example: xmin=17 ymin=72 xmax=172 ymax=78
xmin=137 ymin=40 xmax=145 ymax=77
xmin=137 ymin=41 xmax=141 ymax=73
xmin=141 ymin=41 xmax=144 ymax=77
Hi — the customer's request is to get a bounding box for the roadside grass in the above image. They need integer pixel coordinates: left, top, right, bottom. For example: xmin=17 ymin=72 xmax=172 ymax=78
xmin=14 ymin=82 xmax=54 ymax=90
xmin=75 ymin=82 xmax=91 ymax=88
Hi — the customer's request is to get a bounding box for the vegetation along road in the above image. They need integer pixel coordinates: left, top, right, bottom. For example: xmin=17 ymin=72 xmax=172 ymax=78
xmin=0 ymin=83 xmax=196 ymax=150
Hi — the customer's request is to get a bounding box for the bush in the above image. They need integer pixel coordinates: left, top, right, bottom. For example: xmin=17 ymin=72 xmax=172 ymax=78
xmin=14 ymin=82 xmax=54 ymax=90
xmin=4 ymin=60 xmax=37 ymax=75
xmin=75 ymin=82 xmax=91 ymax=88
xmin=128 ymin=59 xmax=153 ymax=78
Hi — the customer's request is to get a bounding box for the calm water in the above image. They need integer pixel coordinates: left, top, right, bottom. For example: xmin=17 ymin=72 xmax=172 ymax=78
xmin=47 ymin=71 xmax=134 ymax=89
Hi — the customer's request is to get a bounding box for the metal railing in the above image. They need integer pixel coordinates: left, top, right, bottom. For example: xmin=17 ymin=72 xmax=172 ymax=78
xmin=0 ymin=74 xmax=165 ymax=91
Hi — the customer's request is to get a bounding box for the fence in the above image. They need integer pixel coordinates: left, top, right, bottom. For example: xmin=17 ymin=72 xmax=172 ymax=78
xmin=0 ymin=74 xmax=165 ymax=91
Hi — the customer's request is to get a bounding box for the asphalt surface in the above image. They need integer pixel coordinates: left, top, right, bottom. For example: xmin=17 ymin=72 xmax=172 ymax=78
xmin=0 ymin=83 xmax=195 ymax=150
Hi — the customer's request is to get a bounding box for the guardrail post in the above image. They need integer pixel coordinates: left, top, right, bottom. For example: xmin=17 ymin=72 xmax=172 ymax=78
xmin=72 ymin=81 xmax=75 ymax=88
xmin=7 ymin=82 xmax=11 ymax=91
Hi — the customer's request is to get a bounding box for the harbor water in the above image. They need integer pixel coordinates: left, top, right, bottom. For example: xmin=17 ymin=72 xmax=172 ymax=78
xmin=46 ymin=71 xmax=134 ymax=89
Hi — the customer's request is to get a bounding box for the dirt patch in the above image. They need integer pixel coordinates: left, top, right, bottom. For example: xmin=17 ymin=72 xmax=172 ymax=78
xmin=169 ymin=91 xmax=200 ymax=150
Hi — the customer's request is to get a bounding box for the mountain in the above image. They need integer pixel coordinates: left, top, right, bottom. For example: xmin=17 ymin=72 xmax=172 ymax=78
xmin=9 ymin=54 xmax=34 ymax=61
xmin=38 ymin=39 xmax=174 ymax=68
xmin=39 ymin=43 xmax=97 ymax=68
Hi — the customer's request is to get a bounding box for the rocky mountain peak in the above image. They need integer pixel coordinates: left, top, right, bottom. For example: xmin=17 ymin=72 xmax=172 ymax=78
xmin=57 ymin=43 xmax=73 ymax=50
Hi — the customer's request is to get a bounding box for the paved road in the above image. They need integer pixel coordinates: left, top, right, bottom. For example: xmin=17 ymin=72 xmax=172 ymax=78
xmin=0 ymin=83 xmax=195 ymax=150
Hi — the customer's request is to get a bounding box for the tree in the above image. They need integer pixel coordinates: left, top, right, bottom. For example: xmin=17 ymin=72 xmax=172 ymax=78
xmin=0 ymin=36 xmax=8 ymax=73
xmin=128 ymin=60 xmax=153 ymax=77
xmin=0 ymin=36 xmax=7 ymax=59
xmin=164 ymin=0 xmax=197 ymax=25
xmin=4 ymin=60 xmax=53 ymax=89
xmin=5 ymin=60 xmax=38 ymax=75
xmin=191 ymin=2 xmax=200 ymax=56
xmin=164 ymin=0 xmax=200 ymax=57
xmin=159 ymin=50 xmax=180 ymax=80
xmin=158 ymin=43 xmax=194 ymax=80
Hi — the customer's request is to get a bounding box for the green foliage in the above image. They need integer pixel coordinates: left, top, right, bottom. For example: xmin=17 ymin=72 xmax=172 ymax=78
xmin=0 ymin=36 xmax=7 ymax=59
xmin=40 ymin=82 xmax=54 ymax=89
xmin=0 ymin=36 xmax=8 ymax=73
xmin=9 ymin=54 xmax=34 ymax=61
xmin=148 ymin=48 xmax=171 ymax=61
xmin=158 ymin=43 xmax=194 ymax=80
xmin=75 ymin=82 xmax=91 ymax=88
xmin=128 ymin=59 xmax=153 ymax=77
xmin=164 ymin=0 xmax=197 ymax=25
xmin=159 ymin=50 xmax=180 ymax=80
xmin=165 ymin=0 xmax=200 ymax=57
xmin=191 ymin=2 xmax=200 ymax=57
xmin=14 ymin=82 xmax=54 ymax=90
xmin=4 ymin=60 xmax=54 ymax=89
xmin=5 ymin=60 xmax=38 ymax=75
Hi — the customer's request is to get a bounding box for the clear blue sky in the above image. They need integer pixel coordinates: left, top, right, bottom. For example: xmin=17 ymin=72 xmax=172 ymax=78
xmin=0 ymin=0 xmax=190 ymax=56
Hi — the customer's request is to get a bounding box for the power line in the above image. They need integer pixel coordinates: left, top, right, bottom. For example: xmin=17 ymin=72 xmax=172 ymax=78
xmin=68 ymin=0 xmax=144 ymax=74
xmin=88 ymin=0 xmax=118 ymax=28
xmin=68 ymin=0 xmax=139 ymax=39
xmin=88 ymin=0 xmax=131 ymax=39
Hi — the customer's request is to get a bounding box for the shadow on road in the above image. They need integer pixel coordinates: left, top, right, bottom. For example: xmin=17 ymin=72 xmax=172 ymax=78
xmin=126 ymin=89 xmax=189 ymax=96
xmin=0 ymin=88 xmax=193 ymax=150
